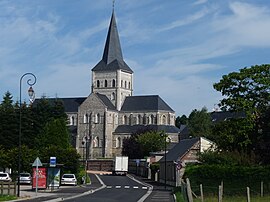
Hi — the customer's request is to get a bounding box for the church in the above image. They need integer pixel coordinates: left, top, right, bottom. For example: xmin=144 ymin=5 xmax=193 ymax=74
xmin=53 ymin=10 xmax=180 ymax=159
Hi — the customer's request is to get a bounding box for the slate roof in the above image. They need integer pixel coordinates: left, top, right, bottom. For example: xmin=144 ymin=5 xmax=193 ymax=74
xmin=33 ymin=97 xmax=86 ymax=113
xmin=95 ymin=93 xmax=116 ymax=111
xmin=160 ymin=137 xmax=200 ymax=162
xmin=210 ymin=111 xmax=245 ymax=122
xmin=92 ymin=11 xmax=133 ymax=73
xmin=121 ymin=95 xmax=174 ymax=112
xmin=114 ymin=124 xmax=180 ymax=134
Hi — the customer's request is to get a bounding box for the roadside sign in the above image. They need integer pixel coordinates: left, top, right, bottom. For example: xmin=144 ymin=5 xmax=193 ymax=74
xmin=32 ymin=157 xmax=43 ymax=167
xmin=50 ymin=157 xmax=56 ymax=167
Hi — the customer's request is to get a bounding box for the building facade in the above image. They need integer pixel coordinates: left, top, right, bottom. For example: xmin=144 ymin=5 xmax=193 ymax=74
xmin=51 ymin=11 xmax=180 ymax=159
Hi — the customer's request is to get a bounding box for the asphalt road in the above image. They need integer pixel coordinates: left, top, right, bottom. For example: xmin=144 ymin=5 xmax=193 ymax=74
xmin=64 ymin=175 xmax=149 ymax=202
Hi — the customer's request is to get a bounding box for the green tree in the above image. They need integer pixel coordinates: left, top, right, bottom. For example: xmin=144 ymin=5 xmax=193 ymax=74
xmin=213 ymin=64 xmax=270 ymax=159
xmin=213 ymin=64 xmax=270 ymax=114
xmin=0 ymin=92 xmax=18 ymax=149
xmin=36 ymin=118 xmax=71 ymax=149
xmin=122 ymin=135 xmax=143 ymax=159
xmin=137 ymin=131 xmax=166 ymax=157
xmin=175 ymin=115 xmax=188 ymax=128
xmin=188 ymin=107 xmax=212 ymax=138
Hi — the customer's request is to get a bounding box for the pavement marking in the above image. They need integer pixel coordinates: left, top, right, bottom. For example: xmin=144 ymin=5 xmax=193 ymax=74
xmin=106 ymin=186 xmax=112 ymax=189
xmin=133 ymin=186 xmax=139 ymax=189
xmin=115 ymin=186 xmax=121 ymax=189
xmin=124 ymin=186 xmax=130 ymax=189
xmin=142 ymin=186 xmax=148 ymax=189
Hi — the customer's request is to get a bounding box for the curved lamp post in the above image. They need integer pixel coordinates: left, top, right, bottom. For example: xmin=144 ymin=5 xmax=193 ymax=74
xmin=17 ymin=73 xmax=37 ymax=197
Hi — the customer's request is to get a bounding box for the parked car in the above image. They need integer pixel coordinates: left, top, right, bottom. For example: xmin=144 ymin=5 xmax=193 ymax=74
xmin=61 ymin=174 xmax=77 ymax=186
xmin=0 ymin=172 xmax=12 ymax=182
xmin=19 ymin=173 xmax=32 ymax=185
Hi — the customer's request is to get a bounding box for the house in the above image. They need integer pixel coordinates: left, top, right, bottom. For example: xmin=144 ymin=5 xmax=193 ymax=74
xmin=159 ymin=137 xmax=215 ymax=186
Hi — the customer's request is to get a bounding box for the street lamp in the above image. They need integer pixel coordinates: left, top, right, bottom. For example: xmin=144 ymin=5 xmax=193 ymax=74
xmin=17 ymin=73 xmax=37 ymax=197
xmin=161 ymin=132 xmax=167 ymax=190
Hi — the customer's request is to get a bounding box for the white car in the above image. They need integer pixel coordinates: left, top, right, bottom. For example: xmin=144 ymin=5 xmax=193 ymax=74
xmin=61 ymin=174 xmax=77 ymax=186
xmin=19 ymin=173 xmax=32 ymax=184
xmin=0 ymin=172 xmax=12 ymax=182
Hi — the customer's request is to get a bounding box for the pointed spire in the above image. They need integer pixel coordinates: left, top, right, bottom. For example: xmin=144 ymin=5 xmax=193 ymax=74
xmin=102 ymin=11 xmax=123 ymax=65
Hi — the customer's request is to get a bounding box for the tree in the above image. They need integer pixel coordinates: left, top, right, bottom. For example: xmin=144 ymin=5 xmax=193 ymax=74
xmin=175 ymin=115 xmax=188 ymax=128
xmin=0 ymin=92 xmax=18 ymax=149
xmin=36 ymin=118 xmax=71 ymax=149
xmin=122 ymin=130 xmax=167 ymax=158
xmin=137 ymin=131 xmax=166 ymax=157
xmin=188 ymin=107 xmax=212 ymax=138
xmin=213 ymin=64 xmax=270 ymax=118
xmin=213 ymin=64 xmax=270 ymax=163
xmin=122 ymin=135 xmax=143 ymax=159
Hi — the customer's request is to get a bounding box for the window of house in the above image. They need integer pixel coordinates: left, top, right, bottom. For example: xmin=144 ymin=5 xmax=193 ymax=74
xmin=112 ymin=79 xmax=116 ymax=87
xmin=70 ymin=116 xmax=75 ymax=125
xmin=84 ymin=114 xmax=89 ymax=123
xmin=125 ymin=81 xmax=127 ymax=88
xmin=105 ymin=80 xmax=108 ymax=87
xmin=93 ymin=136 xmax=99 ymax=147
xmin=97 ymin=80 xmax=100 ymax=88
xmin=162 ymin=115 xmax=167 ymax=125
xmin=94 ymin=113 xmax=100 ymax=124
xmin=128 ymin=82 xmax=131 ymax=89
xmin=116 ymin=137 xmax=121 ymax=148
xmin=111 ymin=92 xmax=115 ymax=100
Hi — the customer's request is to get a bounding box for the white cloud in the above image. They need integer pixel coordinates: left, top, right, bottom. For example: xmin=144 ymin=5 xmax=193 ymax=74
xmin=160 ymin=8 xmax=210 ymax=31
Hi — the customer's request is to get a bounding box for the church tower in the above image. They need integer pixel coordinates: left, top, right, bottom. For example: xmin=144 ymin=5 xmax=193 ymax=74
xmin=91 ymin=11 xmax=133 ymax=111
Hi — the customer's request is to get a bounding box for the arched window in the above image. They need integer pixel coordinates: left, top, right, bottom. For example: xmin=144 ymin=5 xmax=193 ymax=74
xmin=125 ymin=81 xmax=127 ymax=88
xmin=95 ymin=113 xmax=100 ymax=124
xmin=143 ymin=114 xmax=147 ymax=124
xmin=93 ymin=136 xmax=99 ymax=147
xmin=162 ymin=115 xmax=167 ymax=125
xmin=138 ymin=115 xmax=142 ymax=125
xmin=105 ymin=80 xmax=108 ymax=87
xmin=97 ymin=80 xmax=100 ymax=88
xmin=70 ymin=116 xmax=75 ymax=125
xmin=116 ymin=137 xmax=121 ymax=148
xmin=84 ymin=114 xmax=89 ymax=123
xmin=123 ymin=115 xmax=128 ymax=125
xmin=112 ymin=79 xmax=116 ymax=87
xmin=129 ymin=114 xmax=133 ymax=125
xmin=121 ymin=80 xmax=123 ymax=87
xmin=111 ymin=92 xmax=115 ymax=100
xmin=128 ymin=82 xmax=131 ymax=89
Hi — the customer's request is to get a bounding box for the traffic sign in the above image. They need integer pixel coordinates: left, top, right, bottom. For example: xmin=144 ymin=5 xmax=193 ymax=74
xmin=50 ymin=157 xmax=56 ymax=167
xmin=32 ymin=157 xmax=43 ymax=167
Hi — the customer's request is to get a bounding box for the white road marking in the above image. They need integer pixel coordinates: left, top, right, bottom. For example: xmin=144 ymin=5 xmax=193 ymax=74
xmin=115 ymin=186 xmax=121 ymax=188
xmin=133 ymin=186 xmax=139 ymax=189
xmin=124 ymin=186 xmax=130 ymax=189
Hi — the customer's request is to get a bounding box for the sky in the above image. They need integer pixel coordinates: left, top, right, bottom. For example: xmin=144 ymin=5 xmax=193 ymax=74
xmin=0 ymin=0 xmax=270 ymax=116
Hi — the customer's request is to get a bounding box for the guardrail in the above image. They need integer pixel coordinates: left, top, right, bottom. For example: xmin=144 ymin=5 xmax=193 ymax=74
xmin=0 ymin=182 xmax=16 ymax=196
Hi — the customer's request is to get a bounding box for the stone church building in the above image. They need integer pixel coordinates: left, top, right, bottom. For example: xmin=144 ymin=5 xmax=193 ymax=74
xmin=48 ymin=11 xmax=180 ymax=159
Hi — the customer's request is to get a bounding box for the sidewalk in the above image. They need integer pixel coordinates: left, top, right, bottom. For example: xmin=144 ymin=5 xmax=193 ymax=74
xmin=10 ymin=173 xmax=103 ymax=202
xmin=129 ymin=174 xmax=175 ymax=202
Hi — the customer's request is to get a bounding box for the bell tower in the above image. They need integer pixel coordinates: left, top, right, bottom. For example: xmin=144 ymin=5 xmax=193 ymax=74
xmin=91 ymin=11 xmax=133 ymax=111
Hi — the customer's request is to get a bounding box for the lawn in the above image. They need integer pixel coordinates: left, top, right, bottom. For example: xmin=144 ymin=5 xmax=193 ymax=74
xmin=0 ymin=195 xmax=17 ymax=201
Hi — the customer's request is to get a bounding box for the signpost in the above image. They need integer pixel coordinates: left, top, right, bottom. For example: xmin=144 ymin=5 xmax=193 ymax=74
xmin=32 ymin=157 xmax=43 ymax=196
xmin=50 ymin=157 xmax=56 ymax=167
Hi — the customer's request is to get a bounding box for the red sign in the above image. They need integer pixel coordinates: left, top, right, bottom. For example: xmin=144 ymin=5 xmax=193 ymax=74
xmin=32 ymin=167 xmax=47 ymax=189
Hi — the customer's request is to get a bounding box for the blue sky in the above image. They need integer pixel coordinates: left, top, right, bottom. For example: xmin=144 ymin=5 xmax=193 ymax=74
xmin=0 ymin=0 xmax=269 ymax=116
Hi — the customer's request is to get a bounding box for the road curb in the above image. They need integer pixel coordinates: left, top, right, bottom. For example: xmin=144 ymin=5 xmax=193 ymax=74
xmin=127 ymin=174 xmax=153 ymax=202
